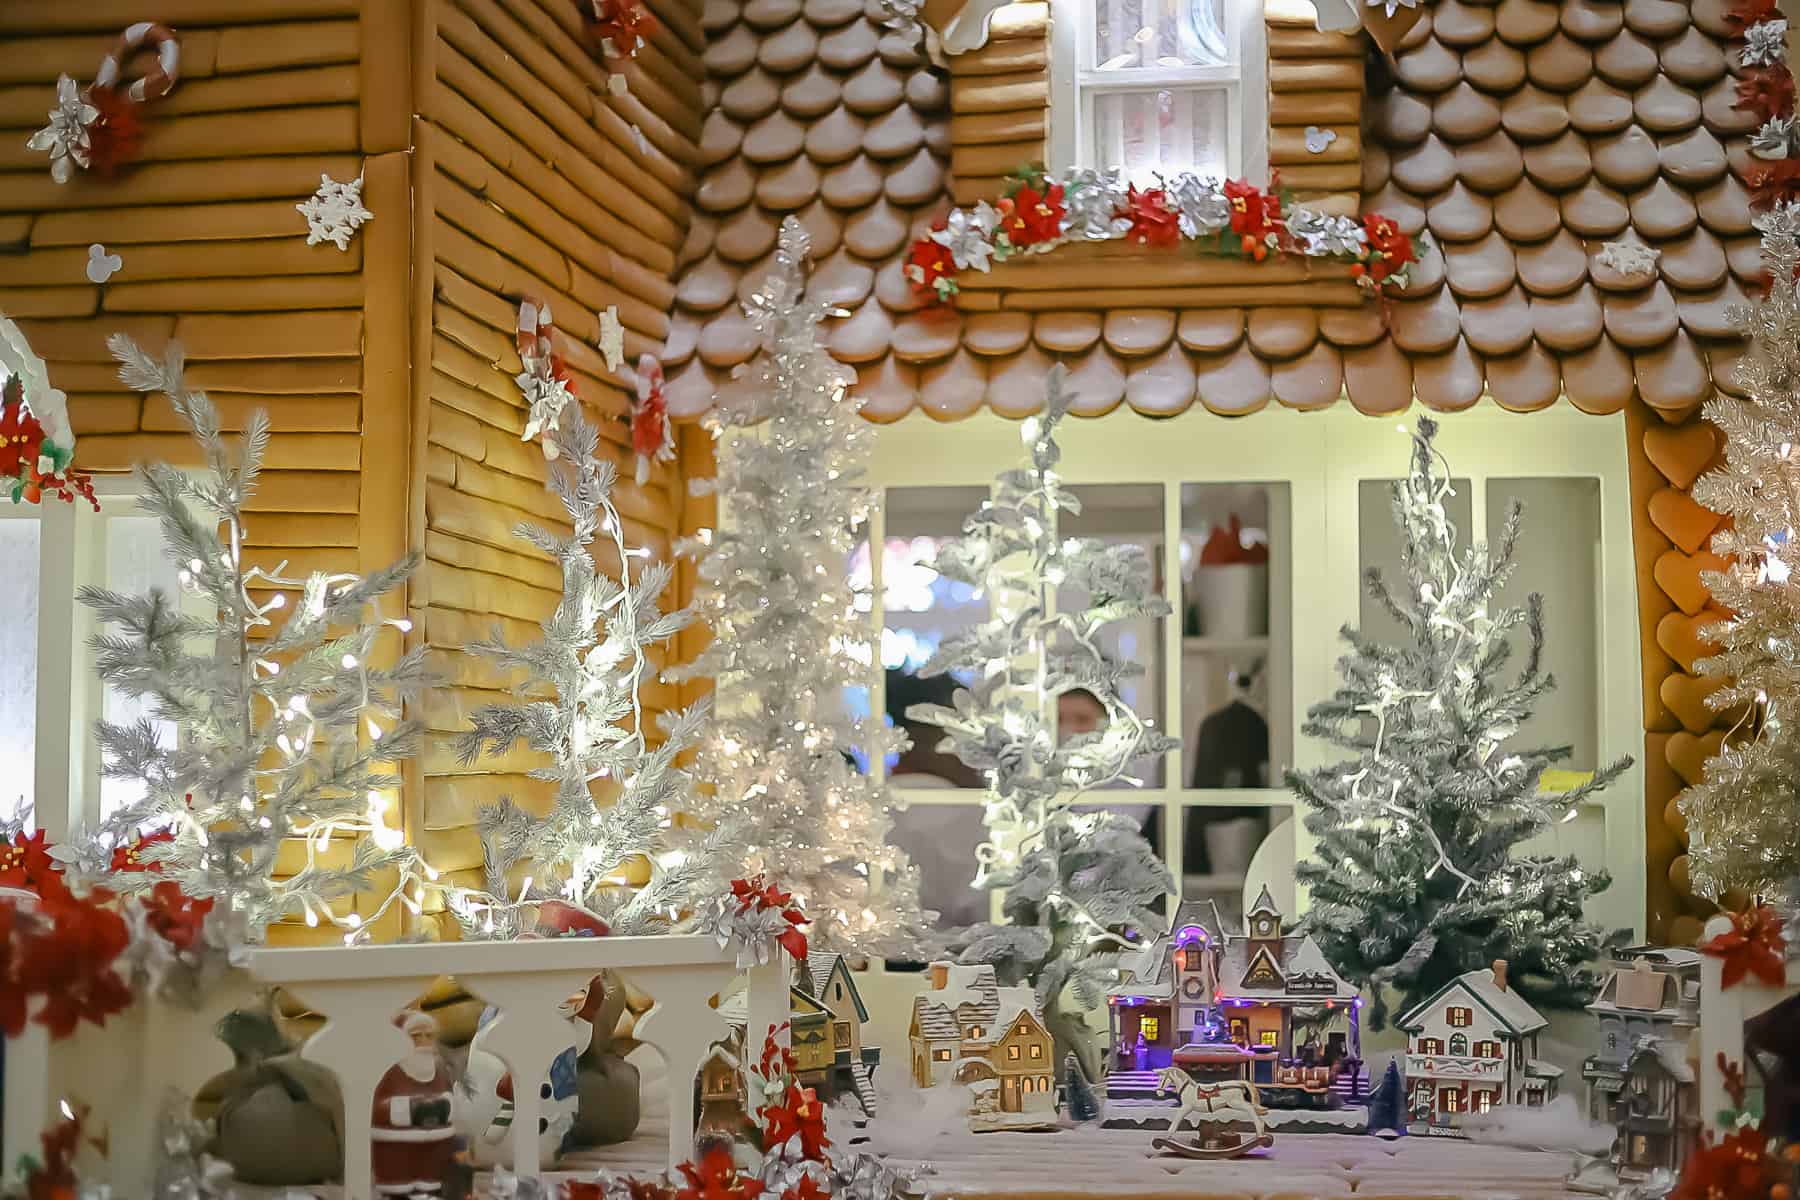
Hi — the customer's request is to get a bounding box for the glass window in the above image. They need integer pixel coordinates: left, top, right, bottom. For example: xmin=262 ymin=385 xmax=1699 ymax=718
xmin=0 ymin=517 xmax=41 ymax=823
xmin=969 ymin=1025 xmax=984 ymax=1039
xmin=1180 ymin=483 xmax=1286 ymax=790
xmin=1359 ymin=476 xmax=1473 ymax=649
xmin=1007 ymin=1043 xmax=1020 ymax=1059
xmin=1447 ymin=1007 xmax=1472 ymax=1028
xmin=1030 ymin=1043 xmax=1044 ymax=1058
xmin=1072 ymin=0 xmax=1240 ymax=181
xmin=1449 ymin=1033 xmax=1468 ymax=1056
xmin=1140 ymin=1017 xmax=1161 ymax=1041
xmin=934 ymin=1048 xmax=951 ymax=1061
xmin=1180 ymin=805 xmax=1290 ymax=929
xmin=99 ymin=514 xmax=182 ymax=821
xmin=1441 ymin=1087 xmax=1462 ymax=1114
xmin=1259 ymin=1030 xmax=1279 ymax=1047
xmin=1475 ymin=1090 xmax=1493 ymax=1114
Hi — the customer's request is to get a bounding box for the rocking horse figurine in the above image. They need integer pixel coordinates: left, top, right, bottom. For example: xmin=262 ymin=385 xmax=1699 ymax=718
xmin=1150 ymin=1067 xmax=1275 ymax=1160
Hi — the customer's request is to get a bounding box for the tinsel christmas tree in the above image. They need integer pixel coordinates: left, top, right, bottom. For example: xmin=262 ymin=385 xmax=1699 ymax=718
xmin=1290 ymin=417 xmax=1629 ymax=1027
xmin=907 ymin=366 xmax=1177 ymax=1080
xmin=60 ymin=335 xmax=427 ymax=943
xmin=453 ymin=406 xmax=716 ymax=938
xmin=668 ymin=216 xmax=930 ymax=957
xmin=1681 ymin=200 xmax=1800 ymax=910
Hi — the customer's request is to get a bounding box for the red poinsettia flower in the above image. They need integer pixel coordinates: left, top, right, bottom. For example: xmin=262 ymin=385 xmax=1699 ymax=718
xmin=586 ymin=0 xmax=657 ymax=57
xmin=1727 ymin=0 xmax=1780 ymax=33
xmin=1671 ymin=1122 xmax=1780 ymax=1200
xmin=1361 ymin=213 xmax=1416 ymax=284
xmin=905 ymin=236 xmax=957 ymax=299
xmin=85 ymin=84 xmax=146 ymax=176
xmin=141 ymin=880 xmax=213 ymax=953
xmin=999 ymin=183 xmax=1066 ymax=248
xmin=1118 ymin=185 xmax=1181 ymax=249
xmin=8 ymin=886 xmax=132 ymax=1039
xmin=1701 ymin=905 xmax=1788 ymax=990
xmin=110 ymin=829 xmax=174 ymax=874
xmin=0 ymin=381 xmax=48 ymax=481
xmin=21 ymin=1104 xmax=93 ymax=1200
xmin=675 ymin=1148 xmax=764 ymax=1200
xmin=0 ymin=829 xmax=70 ymax=903
xmin=1737 ymin=65 xmax=1796 ymax=123
xmin=1749 ymin=158 xmax=1800 ymax=210
xmin=760 ymin=1082 xmax=831 ymax=1164
xmin=1223 ymin=178 xmax=1281 ymax=259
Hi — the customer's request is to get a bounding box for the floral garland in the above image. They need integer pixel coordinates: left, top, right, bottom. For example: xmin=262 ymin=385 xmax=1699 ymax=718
xmin=699 ymin=875 xmax=809 ymax=968
xmin=1738 ymin=0 xmax=1800 ymax=209
xmin=1666 ymin=1052 xmax=1799 ymax=1200
xmin=632 ymin=353 xmax=674 ymax=486
xmin=904 ymin=166 xmax=1418 ymax=305
xmin=1 ymin=315 xmax=95 ymax=508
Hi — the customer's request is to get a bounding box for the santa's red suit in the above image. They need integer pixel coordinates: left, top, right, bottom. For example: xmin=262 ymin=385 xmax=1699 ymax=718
xmin=372 ymin=1013 xmax=458 ymax=1196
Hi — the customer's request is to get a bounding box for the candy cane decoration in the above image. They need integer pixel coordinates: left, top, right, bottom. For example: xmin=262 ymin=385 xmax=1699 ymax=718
xmin=515 ymin=297 xmax=579 ymax=459
xmin=27 ymin=23 xmax=179 ymax=183
xmin=631 ymin=354 xmax=673 ymax=485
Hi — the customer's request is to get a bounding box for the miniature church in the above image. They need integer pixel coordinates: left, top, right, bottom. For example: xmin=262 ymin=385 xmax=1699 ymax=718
xmin=1107 ymin=887 xmax=1360 ymax=1092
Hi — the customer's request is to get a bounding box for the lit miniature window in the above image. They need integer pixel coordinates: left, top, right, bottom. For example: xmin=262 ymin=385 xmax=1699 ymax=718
xmin=1475 ymin=1091 xmax=1492 ymax=1114
xmin=1008 ymin=1044 xmax=1021 ymax=1060
xmin=1141 ymin=1017 xmax=1161 ymax=1041
xmin=934 ymin=1049 xmax=952 ymax=1061
xmin=1441 ymin=1088 xmax=1462 ymax=1114
xmin=1030 ymin=1043 xmax=1044 ymax=1058
xmin=1052 ymin=0 xmax=1253 ymax=181
xmin=1259 ymin=1030 xmax=1279 ymax=1047
xmin=1447 ymin=1007 xmax=1472 ymax=1028
xmin=968 ymin=1025 xmax=984 ymax=1039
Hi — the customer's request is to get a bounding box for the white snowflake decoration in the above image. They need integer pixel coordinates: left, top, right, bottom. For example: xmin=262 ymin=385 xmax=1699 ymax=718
xmin=931 ymin=200 xmax=1000 ymax=271
xmin=1304 ymin=126 xmax=1339 ymax=154
xmin=598 ymin=305 xmax=625 ymax=372
xmin=85 ymin=244 xmax=122 ymax=283
xmin=1366 ymin=0 xmax=1419 ymax=17
xmin=517 ymin=369 xmax=576 ymax=454
xmin=1743 ymin=19 xmax=1789 ymax=68
xmin=26 ymin=75 xmax=98 ymax=185
xmin=296 ymin=173 xmax=372 ymax=251
xmin=1597 ymin=236 xmax=1661 ymax=279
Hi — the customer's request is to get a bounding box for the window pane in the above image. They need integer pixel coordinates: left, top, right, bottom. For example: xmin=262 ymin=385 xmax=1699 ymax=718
xmin=0 ymin=519 xmax=40 ymax=823
xmin=1180 ymin=483 xmax=1288 ymax=789
xmin=1091 ymin=89 xmax=1228 ymax=181
xmin=100 ymin=514 xmax=181 ymax=820
xmin=1059 ymin=482 xmax=1166 ymax=787
xmin=1094 ymin=0 xmax=1229 ymax=69
xmin=1357 ymin=476 xmax=1473 ymax=647
xmin=888 ymin=802 xmax=989 ymax=929
xmin=1179 ymin=804 xmax=1291 ymax=930
xmin=1487 ymin=478 xmax=1600 ymax=770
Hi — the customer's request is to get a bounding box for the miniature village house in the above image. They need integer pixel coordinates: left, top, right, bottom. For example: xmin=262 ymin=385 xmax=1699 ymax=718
xmin=1398 ymin=960 xmax=1561 ymax=1131
xmin=908 ymin=961 xmax=1056 ymax=1119
xmin=717 ymin=951 xmax=882 ymax=1114
xmin=1582 ymin=949 xmax=1701 ymax=1123
xmin=1108 ymin=889 xmax=1360 ymax=1089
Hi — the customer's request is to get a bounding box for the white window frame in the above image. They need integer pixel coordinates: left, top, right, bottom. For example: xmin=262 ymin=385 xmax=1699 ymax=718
xmin=1047 ymin=0 xmax=1269 ymax=186
xmin=4 ymin=477 xmax=209 ymax=841
xmin=862 ymin=401 xmax=1646 ymax=940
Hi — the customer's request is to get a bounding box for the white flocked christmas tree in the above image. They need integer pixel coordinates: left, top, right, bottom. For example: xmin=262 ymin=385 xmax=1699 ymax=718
xmin=452 ymin=404 xmax=716 ymax=938
xmin=669 ymin=216 xmax=931 ymax=958
xmin=60 ymin=335 xmax=428 ymax=944
xmin=907 ymin=366 xmax=1177 ymax=1081
xmin=1290 ymin=417 xmax=1629 ymax=1026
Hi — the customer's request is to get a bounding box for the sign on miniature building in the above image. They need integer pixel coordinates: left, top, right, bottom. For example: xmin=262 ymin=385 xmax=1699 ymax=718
xmin=1396 ymin=960 xmax=1561 ymax=1133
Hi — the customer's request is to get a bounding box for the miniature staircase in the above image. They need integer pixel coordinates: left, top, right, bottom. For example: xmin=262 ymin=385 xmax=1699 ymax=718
xmin=1104 ymin=1070 xmax=1165 ymax=1100
xmin=1332 ymin=1066 xmax=1369 ymax=1103
xmin=850 ymin=1062 xmax=879 ymax=1117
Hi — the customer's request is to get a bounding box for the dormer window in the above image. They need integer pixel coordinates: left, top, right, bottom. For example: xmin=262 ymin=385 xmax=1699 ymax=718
xmin=1048 ymin=0 xmax=1266 ymax=183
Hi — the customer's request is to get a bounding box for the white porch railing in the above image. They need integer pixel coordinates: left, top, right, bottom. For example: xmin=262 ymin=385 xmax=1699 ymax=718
xmin=3 ymin=935 xmax=788 ymax=1200
xmin=1697 ymin=913 xmax=1800 ymax=1125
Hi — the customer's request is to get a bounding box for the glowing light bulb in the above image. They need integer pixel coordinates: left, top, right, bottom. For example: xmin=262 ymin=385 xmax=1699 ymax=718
xmin=269 ymin=593 xmax=286 ymax=609
xmin=395 ymin=618 xmax=412 ymax=632
xmin=304 ymin=905 xmax=319 ymax=928
xmin=341 ymin=653 xmax=358 ymax=669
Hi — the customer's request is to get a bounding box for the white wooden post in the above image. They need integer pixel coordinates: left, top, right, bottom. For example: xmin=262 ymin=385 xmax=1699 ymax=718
xmin=744 ymin=954 xmax=791 ymax=1064
xmin=464 ymin=970 xmax=598 ymax=1179
xmin=630 ymin=963 xmax=738 ymax=1166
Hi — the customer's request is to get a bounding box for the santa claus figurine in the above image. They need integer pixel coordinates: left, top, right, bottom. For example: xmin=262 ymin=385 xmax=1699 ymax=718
xmin=371 ymin=1010 xmax=458 ymax=1196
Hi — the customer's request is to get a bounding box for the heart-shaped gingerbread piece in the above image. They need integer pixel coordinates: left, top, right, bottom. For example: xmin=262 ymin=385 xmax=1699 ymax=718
xmin=1646 ymin=487 xmax=1722 ymax=554
xmin=1663 ymin=793 xmax=1687 ymax=847
xmin=1665 ymin=728 xmax=1724 ymax=787
xmin=1661 ymin=671 xmax=1741 ymax=734
xmin=1652 ymin=548 xmax=1728 ymax=615
xmin=1641 ymin=420 xmax=1719 ymax=489
xmin=1656 ymin=607 xmax=1726 ymax=673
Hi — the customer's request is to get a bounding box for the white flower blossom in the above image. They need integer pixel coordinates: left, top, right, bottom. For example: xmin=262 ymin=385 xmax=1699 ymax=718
xmin=25 ymin=75 xmax=98 ymax=185
xmin=930 ymin=200 xmax=1000 ymax=271
xmin=1743 ymin=19 xmax=1789 ymax=67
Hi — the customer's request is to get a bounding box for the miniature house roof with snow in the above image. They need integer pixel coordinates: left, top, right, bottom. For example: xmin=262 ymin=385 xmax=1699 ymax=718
xmin=1396 ymin=961 xmax=1551 ymax=1039
xmin=1113 ymin=887 xmax=1359 ymax=1007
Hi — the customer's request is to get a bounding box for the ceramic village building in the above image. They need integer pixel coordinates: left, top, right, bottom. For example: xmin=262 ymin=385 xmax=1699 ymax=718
xmin=908 ymin=961 xmax=1057 ymax=1117
xmin=1397 ymin=960 xmax=1562 ymax=1130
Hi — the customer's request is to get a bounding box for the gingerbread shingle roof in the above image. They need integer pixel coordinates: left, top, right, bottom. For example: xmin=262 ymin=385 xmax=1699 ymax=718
xmin=664 ymin=0 xmax=1759 ymax=420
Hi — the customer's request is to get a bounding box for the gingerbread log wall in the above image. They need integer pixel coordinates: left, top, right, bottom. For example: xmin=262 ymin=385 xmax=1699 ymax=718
xmin=1265 ymin=0 xmax=1362 ymax=215
xmin=411 ymin=0 xmax=705 ymax=936
xmin=946 ymin=2 xmax=1048 ymax=206
xmin=0 ymin=0 xmax=409 ymax=944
